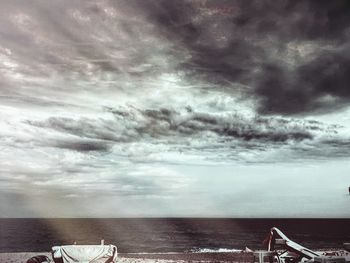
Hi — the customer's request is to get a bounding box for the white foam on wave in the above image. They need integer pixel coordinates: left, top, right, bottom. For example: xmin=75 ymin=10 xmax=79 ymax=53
xmin=125 ymin=252 xmax=180 ymax=255
xmin=191 ymin=248 xmax=242 ymax=253
xmin=124 ymin=248 xmax=242 ymax=254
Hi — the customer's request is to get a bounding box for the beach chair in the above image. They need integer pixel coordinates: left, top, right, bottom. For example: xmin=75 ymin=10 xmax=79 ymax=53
xmin=265 ymin=228 xmax=350 ymax=263
xmin=51 ymin=243 xmax=117 ymax=263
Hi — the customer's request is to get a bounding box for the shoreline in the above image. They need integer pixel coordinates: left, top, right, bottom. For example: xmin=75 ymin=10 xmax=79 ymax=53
xmin=0 ymin=251 xmax=254 ymax=263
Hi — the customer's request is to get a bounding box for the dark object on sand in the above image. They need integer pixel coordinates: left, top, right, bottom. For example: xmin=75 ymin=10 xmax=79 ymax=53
xmin=344 ymin=243 xmax=350 ymax=252
xmin=26 ymin=255 xmax=51 ymax=263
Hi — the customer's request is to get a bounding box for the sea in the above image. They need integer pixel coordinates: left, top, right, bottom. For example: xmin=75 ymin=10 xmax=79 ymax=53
xmin=0 ymin=219 xmax=349 ymax=253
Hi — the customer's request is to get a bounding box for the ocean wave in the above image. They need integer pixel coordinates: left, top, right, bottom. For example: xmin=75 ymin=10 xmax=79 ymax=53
xmin=190 ymin=248 xmax=242 ymax=253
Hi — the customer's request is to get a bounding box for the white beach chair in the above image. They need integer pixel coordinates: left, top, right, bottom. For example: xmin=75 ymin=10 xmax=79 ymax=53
xmin=51 ymin=243 xmax=117 ymax=263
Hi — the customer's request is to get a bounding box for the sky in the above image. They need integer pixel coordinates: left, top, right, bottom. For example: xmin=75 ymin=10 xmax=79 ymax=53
xmin=0 ymin=0 xmax=350 ymax=217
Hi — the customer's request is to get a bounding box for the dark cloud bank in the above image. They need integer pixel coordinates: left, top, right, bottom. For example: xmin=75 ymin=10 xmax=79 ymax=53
xmin=1 ymin=0 xmax=350 ymax=162
xmin=1 ymin=0 xmax=349 ymax=115
xmin=30 ymin=107 xmax=316 ymax=144
xmin=129 ymin=0 xmax=350 ymax=115
xmin=26 ymin=106 xmax=350 ymax=163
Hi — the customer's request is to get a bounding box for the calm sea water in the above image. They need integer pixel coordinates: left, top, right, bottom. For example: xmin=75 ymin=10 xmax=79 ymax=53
xmin=0 ymin=219 xmax=349 ymax=253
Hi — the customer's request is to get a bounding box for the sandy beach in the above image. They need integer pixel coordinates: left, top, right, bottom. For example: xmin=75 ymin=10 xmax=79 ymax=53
xmin=0 ymin=251 xmax=253 ymax=263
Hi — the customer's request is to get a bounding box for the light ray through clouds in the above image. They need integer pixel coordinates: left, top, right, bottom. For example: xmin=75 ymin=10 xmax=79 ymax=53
xmin=0 ymin=0 xmax=350 ymax=217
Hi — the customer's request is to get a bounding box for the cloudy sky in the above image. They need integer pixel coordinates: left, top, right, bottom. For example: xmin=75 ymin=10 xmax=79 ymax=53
xmin=0 ymin=0 xmax=350 ymax=217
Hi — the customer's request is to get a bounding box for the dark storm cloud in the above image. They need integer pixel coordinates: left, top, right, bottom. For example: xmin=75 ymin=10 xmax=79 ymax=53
xmin=27 ymin=104 xmax=350 ymax=163
xmin=256 ymin=45 xmax=350 ymax=114
xmin=24 ymin=105 xmax=350 ymax=164
xmin=2 ymin=0 xmax=349 ymax=115
xmin=138 ymin=107 xmax=315 ymax=142
xmin=53 ymin=139 xmax=111 ymax=152
xmin=133 ymin=0 xmax=350 ymax=115
xmin=1 ymin=0 xmax=348 ymax=164
xmin=29 ymin=106 xmax=331 ymax=146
